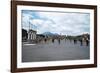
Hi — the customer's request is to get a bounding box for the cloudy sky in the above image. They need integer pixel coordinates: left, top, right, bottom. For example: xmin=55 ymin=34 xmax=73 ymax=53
xmin=22 ymin=10 xmax=90 ymax=36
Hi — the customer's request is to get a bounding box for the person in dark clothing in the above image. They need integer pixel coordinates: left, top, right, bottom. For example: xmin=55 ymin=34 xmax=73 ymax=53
xmin=86 ymin=39 xmax=89 ymax=46
xmin=58 ymin=38 xmax=60 ymax=44
xmin=52 ymin=38 xmax=55 ymax=43
xmin=44 ymin=38 xmax=47 ymax=43
xmin=74 ymin=39 xmax=77 ymax=44
xmin=79 ymin=39 xmax=83 ymax=46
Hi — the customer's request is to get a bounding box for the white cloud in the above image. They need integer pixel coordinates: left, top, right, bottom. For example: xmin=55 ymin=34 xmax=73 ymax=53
xmin=22 ymin=10 xmax=90 ymax=35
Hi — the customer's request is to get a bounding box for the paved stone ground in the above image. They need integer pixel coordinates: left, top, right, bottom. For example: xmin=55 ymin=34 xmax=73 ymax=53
xmin=22 ymin=39 xmax=90 ymax=62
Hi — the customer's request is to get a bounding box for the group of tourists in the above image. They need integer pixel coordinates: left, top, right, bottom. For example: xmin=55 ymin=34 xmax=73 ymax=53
xmin=42 ymin=37 xmax=90 ymax=46
xmin=72 ymin=38 xmax=89 ymax=46
xmin=43 ymin=38 xmax=61 ymax=44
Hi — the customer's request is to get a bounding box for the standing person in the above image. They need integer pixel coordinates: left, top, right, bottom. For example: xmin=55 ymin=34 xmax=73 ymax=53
xmin=86 ymin=38 xmax=89 ymax=46
xmin=58 ymin=38 xmax=60 ymax=44
xmin=52 ymin=38 xmax=55 ymax=43
xmin=44 ymin=38 xmax=47 ymax=43
xmin=74 ymin=39 xmax=77 ymax=44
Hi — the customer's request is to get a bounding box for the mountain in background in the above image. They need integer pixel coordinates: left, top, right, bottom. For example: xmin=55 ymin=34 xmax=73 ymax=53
xmin=42 ymin=32 xmax=59 ymax=36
